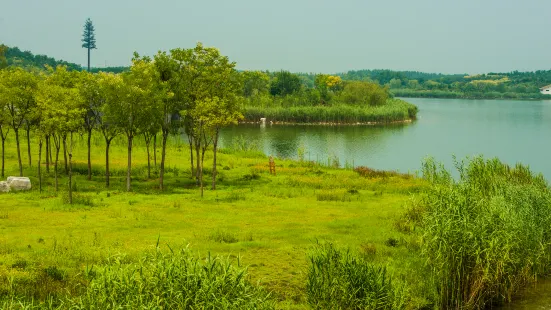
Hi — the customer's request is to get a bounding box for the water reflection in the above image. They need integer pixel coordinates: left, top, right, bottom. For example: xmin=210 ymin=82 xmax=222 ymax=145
xmin=221 ymin=123 xmax=409 ymax=168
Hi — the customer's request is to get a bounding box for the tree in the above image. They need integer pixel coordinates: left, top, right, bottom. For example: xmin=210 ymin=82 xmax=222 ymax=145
xmin=2 ymin=67 xmax=38 ymax=176
xmin=175 ymin=43 xmax=243 ymax=196
xmin=315 ymin=74 xmax=343 ymax=104
xmin=78 ymin=71 xmax=102 ymax=180
xmin=242 ymin=71 xmax=270 ymax=97
xmin=270 ymin=71 xmax=301 ymax=96
xmin=0 ymin=71 xmax=10 ymax=178
xmin=36 ymin=66 xmax=84 ymax=195
xmin=112 ymin=54 xmax=158 ymax=192
xmin=389 ymin=78 xmax=403 ymax=89
xmin=192 ymin=96 xmax=242 ymax=193
xmin=338 ymin=81 xmax=388 ymax=107
xmin=96 ymin=72 xmax=123 ymax=187
xmin=152 ymin=51 xmax=179 ymax=190
xmin=82 ymin=18 xmax=97 ymax=72
xmin=0 ymin=45 xmax=8 ymax=69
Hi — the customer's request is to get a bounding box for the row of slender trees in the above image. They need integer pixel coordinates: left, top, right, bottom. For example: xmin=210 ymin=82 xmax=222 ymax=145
xmin=0 ymin=43 xmax=243 ymax=201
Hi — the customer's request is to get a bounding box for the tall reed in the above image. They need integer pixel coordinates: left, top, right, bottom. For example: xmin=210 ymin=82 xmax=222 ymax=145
xmin=244 ymin=99 xmax=417 ymax=124
xmin=306 ymin=242 xmax=406 ymax=310
xmin=0 ymin=247 xmax=275 ymax=309
xmin=420 ymin=156 xmax=551 ymax=309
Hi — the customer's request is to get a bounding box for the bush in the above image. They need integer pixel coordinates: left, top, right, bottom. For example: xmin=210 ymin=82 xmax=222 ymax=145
xmin=354 ymin=166 xmax=411 ymax=179
xmin=307 ymin=242 xmax=406 ymax=309
xmin=420 ymin=156 xmax=551 ymax=309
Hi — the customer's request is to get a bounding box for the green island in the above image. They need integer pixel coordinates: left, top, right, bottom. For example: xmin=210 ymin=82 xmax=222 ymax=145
xmin=1 ymin=42 xmax=551 ymax=310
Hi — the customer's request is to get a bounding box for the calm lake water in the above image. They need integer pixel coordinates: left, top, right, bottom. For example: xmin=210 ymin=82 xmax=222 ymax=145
xmin=220 ymin=97 xmax=551 ymax=309
xmin=221 ymin=98 xmax=551 ymax=179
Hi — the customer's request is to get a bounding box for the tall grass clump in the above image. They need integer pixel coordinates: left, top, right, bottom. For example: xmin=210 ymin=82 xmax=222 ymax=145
xmin=243 ymin=99 xmax=417 ymax=124
xmin=420 ymin=156 xmax=551 ymax=309
xmin=306 ymin=242 xmax=406 ymax=310
xmin=71 ymin=248 xmax=274 ymax=309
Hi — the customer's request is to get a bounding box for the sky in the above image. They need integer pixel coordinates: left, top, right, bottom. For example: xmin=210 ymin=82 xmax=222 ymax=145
xmin=0 ymin=0 xmax=550 ymax=74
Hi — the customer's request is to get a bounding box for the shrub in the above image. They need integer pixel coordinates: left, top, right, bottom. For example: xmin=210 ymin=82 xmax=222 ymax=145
xmin=354 ymin=166 xmax=411 ymax=179
xmin=209 ymin=230 xmax=239 ymax=243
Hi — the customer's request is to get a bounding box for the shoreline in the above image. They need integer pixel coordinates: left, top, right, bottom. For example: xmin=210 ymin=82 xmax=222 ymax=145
xmin=395 ymin=94 xmax=550 ymax=101
xmin=239 ymin=118 xmax=414 ymax=126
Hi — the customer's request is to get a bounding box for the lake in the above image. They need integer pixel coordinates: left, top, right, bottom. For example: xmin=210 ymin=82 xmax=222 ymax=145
xmin=221 ymin=98 xmax=551 ymax=179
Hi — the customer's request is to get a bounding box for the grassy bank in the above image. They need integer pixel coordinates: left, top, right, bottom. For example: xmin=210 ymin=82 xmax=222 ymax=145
xmin=243 ymin=99 xmax=418 ymax=124
xmin=1 ymin=132 xmax=550 ymax=309
xmin=0 ymin=133 xmax=429 ymax=308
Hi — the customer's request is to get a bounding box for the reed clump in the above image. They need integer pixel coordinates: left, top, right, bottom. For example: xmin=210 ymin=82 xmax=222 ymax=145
xmin=0 ymin=248 xmax=275 ymax=309
xmin=243 ymin=99 xmax=417 ymax=124
xmin=306 ymin=242 xmax=406 ymax=310
xmin=419 ymin=156 xmax=551 ymax=309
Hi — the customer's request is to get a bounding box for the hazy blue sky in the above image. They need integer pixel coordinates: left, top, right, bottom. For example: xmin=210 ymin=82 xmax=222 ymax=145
xmin=1 ymin=0 xmax=549 ymax=73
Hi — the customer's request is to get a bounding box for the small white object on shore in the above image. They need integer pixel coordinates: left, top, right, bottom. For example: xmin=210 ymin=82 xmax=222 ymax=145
xmin=5 ymin=177 xmax=32 ymax=191
xmin=0 ymin=181 xmax=10 ymax=193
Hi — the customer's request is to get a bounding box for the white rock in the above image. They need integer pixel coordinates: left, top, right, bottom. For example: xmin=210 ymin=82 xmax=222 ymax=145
xmin=7 ymin=177 xmax=31 ymax=191
xmin=0 ymin=181 xmax=9 ymax=193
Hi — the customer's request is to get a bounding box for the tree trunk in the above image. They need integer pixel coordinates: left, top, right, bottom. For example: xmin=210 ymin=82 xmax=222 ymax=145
xmin=15 ymin=129 xmax=22 ymax=176
xmin=1 ymin=137 xmax=5 ymax=178
xmin=49 ymin=137 xmax=53 ymax=167
xmin=200 ymin=148 xmax=204 ymax=198
xmin=105 ymin=138 xmax=111 ymax=188
xmin=212 ymin=129 xmax=219 ymax=190
xmin=153 ymin=134 xmax=157 ymax=167
xmin=146 ymin=138 xmax=151 ymax=179
xmin=68 ymin=133 xmax=73 ymax=204
xmin=55 ymin=145 xmax=60 ymax=192
xmin=26 ymin=126 xmax=31 ymax=167
xmin=195 ymin=138 xmax=201 ymax=186
xmin=45 ymin=135 xmax=50 ymax=173
xmin=63 ymin=134 xmax=68 ymax=174
xmin=188 ymin=135 xmax=194 ymax=179
xmin=126 ymin=135 xmax=133 ymax=192
xmin=54 ymin=135 xmax=61 ymax=192
xmin=87 ymin=48 xmax=91 ymax=72
xmin=38 ymin=140 xmax=42 ymax=193
xmin=87 ymin=128 xmax=92 ymax=180
xmin=159 ymin=131 xmax=168 ymax=190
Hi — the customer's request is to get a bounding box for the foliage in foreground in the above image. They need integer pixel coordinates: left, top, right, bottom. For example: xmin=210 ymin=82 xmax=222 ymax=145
xmin=306 ymin=242 xmax=406 ymax=310
xmin=0 ymin=248 xmax=275 ymax=310
xmin=419 ymin=156 xmax=551 ymax=309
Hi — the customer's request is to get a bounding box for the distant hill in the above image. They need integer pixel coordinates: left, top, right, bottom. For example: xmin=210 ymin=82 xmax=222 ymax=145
xmin=1 ymin=45 xmax=128 ymax=73
xmin=4 ymin=45 xmax=82 ymax=71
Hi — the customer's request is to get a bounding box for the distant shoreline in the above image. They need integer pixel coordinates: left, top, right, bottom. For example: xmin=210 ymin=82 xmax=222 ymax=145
xmin=239 ymin=119 xmax=414 ymax=126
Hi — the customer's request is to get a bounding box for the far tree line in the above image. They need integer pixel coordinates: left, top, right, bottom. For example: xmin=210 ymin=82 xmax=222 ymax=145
xmin=0 ymin=43 xmax=242 ymax=202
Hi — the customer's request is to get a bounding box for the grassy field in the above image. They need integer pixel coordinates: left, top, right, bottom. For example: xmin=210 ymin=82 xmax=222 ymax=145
xmin=0 ymin=133 xmax=430 ymax=308
xmin=2 ymin=131 xmax=550 ymax=309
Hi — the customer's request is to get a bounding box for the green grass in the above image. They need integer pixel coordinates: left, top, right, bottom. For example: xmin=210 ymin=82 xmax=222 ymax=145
xmin=0 ymin=133 xmax=427 ymax=308
xmin=2 ymin=132 xmax=550 ymax=309
xmin=243 ymin=99 xmax=418 ymax=124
